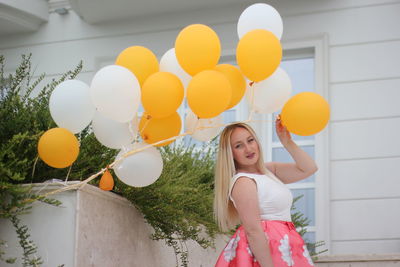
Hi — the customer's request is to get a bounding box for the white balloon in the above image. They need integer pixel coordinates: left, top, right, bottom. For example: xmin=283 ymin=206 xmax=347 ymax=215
xmin=92 ymin=112 xmax=136 ymax=149
xmin=49 ymin=80 xmax=95 ymax=133
xmin=246 ymin=68 xmax=292 ymax=114
xmin=114 ymin=143 xmax=163 ymax=187
xmin=185 ymin=110 xmax=222 ymax=142
xmin=159 ymin=48 xmax=191 ymax=96
xmin=90 ymin=65 xmax=141 ymax=123
xmin=237 ymin=3 xmax=283 ymax=40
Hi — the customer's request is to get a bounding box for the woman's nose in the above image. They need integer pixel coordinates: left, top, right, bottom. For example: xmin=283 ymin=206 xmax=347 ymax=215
xmin=243 ymin=143 xmax=250 ymax=152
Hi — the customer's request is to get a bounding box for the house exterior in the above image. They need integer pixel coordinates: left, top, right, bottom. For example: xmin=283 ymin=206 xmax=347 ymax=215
xmin=1 ymin=0 xmax=399 ymax=265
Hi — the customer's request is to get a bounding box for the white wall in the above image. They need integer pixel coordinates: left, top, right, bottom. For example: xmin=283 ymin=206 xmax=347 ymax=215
xmin=0 ymin=183 xmax=227 ymax=267
xmin=1 ymin=0 xmax=400 ymax=256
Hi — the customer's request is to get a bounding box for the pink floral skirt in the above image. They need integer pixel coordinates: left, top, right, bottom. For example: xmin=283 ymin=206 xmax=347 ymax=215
xmin=215 ymin=220 xmax=314 ymax=267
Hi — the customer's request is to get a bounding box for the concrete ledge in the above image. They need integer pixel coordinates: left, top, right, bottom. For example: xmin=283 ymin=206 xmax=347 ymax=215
xmin=1 ymin=182 xmax=226 ymax=266
xmin=315 ymin=254 xmax=400 ymax=267
xmin=316 ymin=254 xmax=400 ymax=262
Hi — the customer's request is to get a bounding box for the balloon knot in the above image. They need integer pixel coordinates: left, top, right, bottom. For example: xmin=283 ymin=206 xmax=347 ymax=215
xmin=249 ymin=81 xmax=255 ymax=86
xmin=146 ymin=114 xmax=152 ymax=120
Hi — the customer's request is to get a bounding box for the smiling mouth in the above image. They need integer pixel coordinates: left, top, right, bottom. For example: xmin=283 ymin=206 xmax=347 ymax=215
xmin=246 ymin=153 xmax=256 ymax=159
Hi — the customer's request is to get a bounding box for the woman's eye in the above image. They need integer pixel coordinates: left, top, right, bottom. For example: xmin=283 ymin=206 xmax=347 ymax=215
xmin=248 ymin=138 xmax=254 ymax=143
xmin=235 ymin=144 xmax=241 ymax=149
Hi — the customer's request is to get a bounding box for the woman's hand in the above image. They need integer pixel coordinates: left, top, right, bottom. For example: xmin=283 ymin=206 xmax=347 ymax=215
xmin=267 ymin=115 xmax=318 ymax=184
xmin=275 ymin=115 xmax=292 ymax=146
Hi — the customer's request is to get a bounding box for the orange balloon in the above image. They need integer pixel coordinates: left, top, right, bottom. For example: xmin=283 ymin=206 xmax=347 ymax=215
xmin=139 ymin=112 xmax=182 ymax=147
xmin=214 ymin=64 xmax=246 ymax=109
xmin=142 ymin=72 xmax=184 ymax=119
xmin=99 ymin=169 xmax=114 ymax=191
xmin=115 ymin=46 xmax=159 ymax=86
xmin=175 ymin=24 xmax=221 ymax=76
xmin=187 ymin=70 xmax=231 ymax=119
xmin=280 ymin=92 xmax=330 ymax=136
xmin=236 ymin=29 xmax=282 ymax=82
xmin=38 ymin=128 xmax=79 ymax=168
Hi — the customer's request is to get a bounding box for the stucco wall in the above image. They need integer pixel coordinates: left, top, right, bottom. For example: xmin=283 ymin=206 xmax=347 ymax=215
xmin=0 ymin=183 xmax=227 ymax=267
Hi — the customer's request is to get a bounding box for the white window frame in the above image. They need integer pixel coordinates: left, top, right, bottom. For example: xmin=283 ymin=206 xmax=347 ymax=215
xmin=281 ymin=34 xmax=330 ymax=253
xmin=220 ymin=34 xmax=330 ymax=253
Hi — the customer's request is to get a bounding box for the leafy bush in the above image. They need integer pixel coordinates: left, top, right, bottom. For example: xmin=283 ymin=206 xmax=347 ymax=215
xmin=0 ymin=54 xmax=220 ymax=267
xmin=0 ymin=54 xmax=84 ymax=266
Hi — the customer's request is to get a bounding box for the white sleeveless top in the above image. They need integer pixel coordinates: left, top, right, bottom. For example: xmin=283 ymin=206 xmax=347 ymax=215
xmin=229 ymin=172 xmax=293 ymax=222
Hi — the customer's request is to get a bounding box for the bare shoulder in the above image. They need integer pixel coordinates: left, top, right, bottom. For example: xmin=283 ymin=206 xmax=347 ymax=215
xmin=234 ymin=176 xmax=256 ymax=185
xmin=231 ymin=176 xmax=257 ymax=195
xmin=231 ymin=176 xmax=258 ymax=207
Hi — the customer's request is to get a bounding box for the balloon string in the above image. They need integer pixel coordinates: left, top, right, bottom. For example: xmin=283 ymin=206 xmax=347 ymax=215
xmin=192 ymin=116 xmax=201 ymax=134
xmin=64 ymin=164 xmax=73 ymax=185
xmin=249 ymin=81 xmax=255 ymax=102
xmin=128 ymin=116 xmax=138 ymax=142
xmin=31 ymin=156 xmax=39 ymax=183
xmin=138 ymin=114 xmax=151 ymax=141
xmin=248 ymin=81 xmax=255 ymax=121
xmin=248 ymin=109 xmax=255 ymax=122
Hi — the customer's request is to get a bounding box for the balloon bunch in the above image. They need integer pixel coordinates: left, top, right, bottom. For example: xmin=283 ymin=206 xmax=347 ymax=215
xmin=37 ymin=3 xmax=330 ymax=191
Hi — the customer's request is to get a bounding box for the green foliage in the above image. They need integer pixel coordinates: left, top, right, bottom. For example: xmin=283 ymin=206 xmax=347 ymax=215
xmin=10 ymin=215 xmax=43 ymax=267
xmin=115 ymin=143 xmax=219 ymax=267
xmin=0 ymin=240 xmax=16 ymax=264
xmin=0 ymin=54 xmax=86 ymax=266
xmin=291 ymin=195 xmax=328 ymax=258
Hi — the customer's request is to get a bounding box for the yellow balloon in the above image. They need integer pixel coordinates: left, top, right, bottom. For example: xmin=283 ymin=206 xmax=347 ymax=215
xmin=115 ymin=46 xmax=159 ymax=86
xmin=175 ymin=24 xmax=221 ymax=76
xmin=187 ymin=70 xmax=231 ymax=119
xmin=236 ymin=29 xmax=282 ymax=82
xmin=142 ymin=72 xmax=184 ymax=119
xmin=139 ymin=112 xmax=182 ymax=147
xmin=214 ymin=64 xmax=246 ymax=109
xmin=280 ymin=92 xmax=330 ymax=136
xmin=38 ymin=128 xmax=79 ymax=168
xmin=99 ymin=170 xmax=114 ymax=191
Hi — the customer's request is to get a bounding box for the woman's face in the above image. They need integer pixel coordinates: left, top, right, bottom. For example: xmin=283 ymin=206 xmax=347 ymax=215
xmin=230 ymin=127 xmax=260 ymax=171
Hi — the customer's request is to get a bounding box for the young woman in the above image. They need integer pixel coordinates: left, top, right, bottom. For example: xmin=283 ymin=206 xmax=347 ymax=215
xmin=214 ymin=119 xmax=317 ymax=267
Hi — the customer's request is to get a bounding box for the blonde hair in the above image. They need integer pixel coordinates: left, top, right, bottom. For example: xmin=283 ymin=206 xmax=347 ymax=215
xmin=213 ymin=122 xmax=268 ymax=231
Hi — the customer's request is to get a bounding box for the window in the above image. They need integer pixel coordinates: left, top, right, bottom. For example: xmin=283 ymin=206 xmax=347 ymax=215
xmin=272 ymin=57 xmax=316 ymax=245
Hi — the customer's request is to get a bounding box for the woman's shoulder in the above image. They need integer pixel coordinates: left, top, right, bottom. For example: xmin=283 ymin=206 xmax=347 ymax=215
xmin=233 ymin=171 xmax=284 ymax=185
xmin=229 ymin=173 xmax=260 ymax=201
xmin=231 ymin=172 xmax=265 ymax=182
xmin=233 ymin=172 xmax=255 ymax=178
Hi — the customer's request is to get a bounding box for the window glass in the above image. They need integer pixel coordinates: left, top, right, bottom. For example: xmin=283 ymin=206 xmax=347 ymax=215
xmin=303 ymin=231 xmax=316 ymax=244
xmin=303 ymin=232 xmax=316 ymax=254
xmin=271 ymin=146 xmax=315 ymax=183
xmin=292 ymin=188 xmax=315 ymax=226
xmin=223 ymin=109 xmax=236 ymax=124
xmin=280 ymin=58 xmax=314 ymax=95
